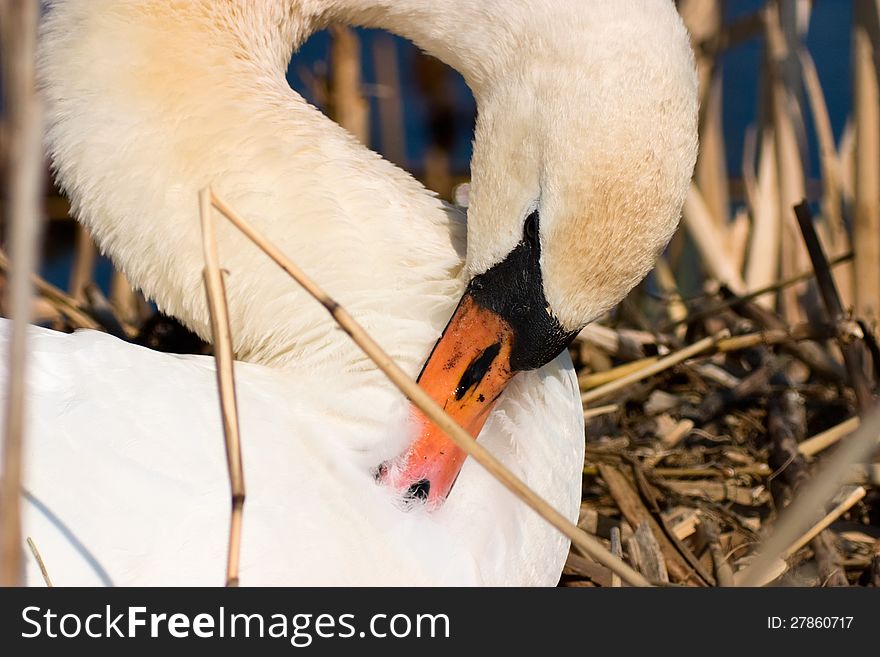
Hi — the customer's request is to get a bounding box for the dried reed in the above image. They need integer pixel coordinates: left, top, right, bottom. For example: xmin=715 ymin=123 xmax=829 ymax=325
xmin=204 ymin=188 xmax=651 ymax=588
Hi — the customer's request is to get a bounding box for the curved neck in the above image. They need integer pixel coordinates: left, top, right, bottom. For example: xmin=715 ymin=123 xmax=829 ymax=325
xmin=293 ymin=0 xmax=516 ymax=94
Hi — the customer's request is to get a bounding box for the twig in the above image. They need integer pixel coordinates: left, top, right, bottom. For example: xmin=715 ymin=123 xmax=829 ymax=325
xmin=582 ymin=404 xmax=618 ymax=421
xmin=661 ymin=252 xmax=853 ymax=332
xmin=853 ymin=0 xmax=880 ymax=327
xmin=869 ymin=542 xmax=880 ymax=587
xmin=206 ymin=189 xmax=650 ymax=587
xmin=794 ymin=200 xmax=873 ymax=411
xmin=25 ymin=537 xmax=52 ymax=587
xmin=799 ymin=416 xmax=860 ymax=458
xmin=698 ymin=517 xmax=733 ymax=587
xmin=329 ymin=25 xmax=368 ymax=143
xmin=659 ymin=419 xmax=694 ymax=448
xmin=579 ymin=357 xmax=659 ymax=391
xmin=720 ymin=286 xmax=848 ymax=383
xmin=766 ymin=380 xmax=848 ymax=586
xmin=597 ymin=463 xmax=701 ymax=585
xmin=198 ymin=189 xmax=245 ymax=587
xmin=782 ymin=486 xmax=867 ymax=559
xmin=69 ymin=226 xmax=96 ymax=303
xmin=0 ymin=0 xmax=44 ymax=588
xmin=629 ymin=521 xmax=669 ymax=584
xmin=794 ymin=200 xmax=874 ymax=410
xmin=739 ymin=404 xmax=880 ymax=586
xmin=610 ymin=527 xmax=622 ymax=588
xmin=682 ymin=183 xmax=747 ymax=294
xmin=581 ymin=333 xmax=725 ymax=405
xmin=0 ymin=247 xmax=100 ymax=330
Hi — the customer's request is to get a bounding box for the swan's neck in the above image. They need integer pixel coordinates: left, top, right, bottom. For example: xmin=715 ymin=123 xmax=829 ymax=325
xmin=303 ymin=0 xmax=512 ymax=93
xmin=41 ymin=0 xmax=468 ymax=375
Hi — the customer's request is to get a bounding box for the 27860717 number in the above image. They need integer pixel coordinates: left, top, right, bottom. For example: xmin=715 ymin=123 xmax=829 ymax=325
xmin=767 ymin=616 xmax=853 ymax=629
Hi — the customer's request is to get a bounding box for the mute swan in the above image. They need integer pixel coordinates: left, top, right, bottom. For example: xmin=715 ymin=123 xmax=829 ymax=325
xmin=5 ymin=0 xmax=697 ymax=585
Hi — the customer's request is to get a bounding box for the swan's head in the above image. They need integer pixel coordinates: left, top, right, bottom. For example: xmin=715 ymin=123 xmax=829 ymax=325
xmin=466 ymin=1 xmax=698 ymax=337
xmin=388 ymin=1 xmax=697 ymax=505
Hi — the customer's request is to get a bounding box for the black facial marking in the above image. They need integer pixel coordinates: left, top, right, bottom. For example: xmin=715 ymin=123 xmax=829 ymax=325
xmin=454 ymin=342 xmax=501 ymax=400
xmin=405 ymin=479 xmax=431 ymax=501
xmin=467 ymin=211 xmax=581 ymax=372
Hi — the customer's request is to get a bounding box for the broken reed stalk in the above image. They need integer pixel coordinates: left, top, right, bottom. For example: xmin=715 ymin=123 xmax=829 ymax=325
xmin=0 ymin=0 xmax=44 ymax=588
xmin=371 ymin=33 xmax=406 ymax=166
xmin=793 ymin=200 xmax=874 ymax=410
xmin=25 ymin=537 xmax=52 ymax=587
xmin=738 ymin=403 xmax=880 ymax=586
xmin=765 ymin=0 xmax=812 ymax=324
xmin=69 ymin=226 xmax=97 ymax=304
xmin=798 ymin=45 xmax=853 ymax=308
xmin=853 ymin=0 xmax=880 ymax=328
xmin=744 ymin=125 xmax=781 ymax=301
xmin=782 ymin=486 xmax=867 ymax=559
xmin=682 ymin=183 xmax=746 ymax=294
xmin=198 ymin=189 xmax=246 ymax=588
xmin=660 ymin=252 xmax=853 ymax=333
xmin=330 ymin=25 xmax=368 ymax=144
xmin=799 ymin=416 xmax=860 ymax=458
xmin=0 ymin=247 xmax=100 ymax=330
xmin=582 ymin=404 xmax=618 ymax=421
xmin=206 ymin=189 xmax=650 ymax=588
xmin=580 ymin=332 xmax=727 ymax=406
xmin=579 ymin=325 xmax=830 ymax=394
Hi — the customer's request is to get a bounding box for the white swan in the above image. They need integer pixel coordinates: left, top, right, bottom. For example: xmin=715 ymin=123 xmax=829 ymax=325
xmin=5 ymin=0 xmax=697 ymax=585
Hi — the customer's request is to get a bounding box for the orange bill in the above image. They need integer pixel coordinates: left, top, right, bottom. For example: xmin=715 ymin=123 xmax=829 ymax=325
xmin=381 ymin=293 xmax=516 ymax=505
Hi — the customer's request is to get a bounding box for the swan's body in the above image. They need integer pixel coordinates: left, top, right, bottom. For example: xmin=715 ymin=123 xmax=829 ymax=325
xmin=11 ymin=323 xmax=581 ymax=585
xmin=3 ymin=0 xmax=697 ymax=585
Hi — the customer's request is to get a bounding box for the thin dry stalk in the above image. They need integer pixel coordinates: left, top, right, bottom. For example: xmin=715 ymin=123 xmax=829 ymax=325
xmin=794 ymin=201 xmax=873 ymax=410
xmin=580 ymin=333 xmax=726 ymax=406
xmin=0 ymin=248 xmax=99 ymax=330
xmin=371 ymin=33 xmax=406 ymax=166
xmin=25 ymin=537 xmax=52 ymax=587
xmin=110 ymin=270 xmax=145 ymax=326
xmin=697 ymin=74 xmax=730 ymax=227
xmin=765 ymin=0 xmax=812 ymax=323
xmin=745 ymin=126 xmax=781 ymax=304
xmin=330 ymin=24 xmax=368 ymax=144
xmin=679 ymin=0 xmax=729 ymax=232
xmin=839 ymin=118 xmax=856 ymax=211
xmin=782 ymin=486 xmax=867 ymax=559
xmin=682 ymin=184 xmax=746 ymax=294
xmin=660 ymin=419 xmax=694 ymax=448
xmin=198 ymin=189 xmax=246 ymax=588
xmin=653 ymin=259 xmax=688 ymax=334
xmin=582 ymin=404 xmax=618 ymax=421
xmin=798 ymin=46 xmax=852 ymax=307
xmin=207 ymin=189 xmax=650 ymax=587
xmin=0 ymin=0 xmax=44 ymax=588
xmin=739 ymin=404 xmax=880 ymax=586
xmin=69 ymin=225 xmax=97 ymax=303
xmin=853 ymin=0 xmax=880 ymax=328
xmin=579 ymin=356 xmax=659 ymax=391
xmin=799 ymin=417 xmax=860 ymax=458
xmin=609 ymin=526 xmax=622 ymax=588
xmin=727 ymin=206 xmax=751 ymax=275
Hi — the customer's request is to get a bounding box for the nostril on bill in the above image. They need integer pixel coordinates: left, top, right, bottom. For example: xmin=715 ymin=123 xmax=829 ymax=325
xmin=405 ymin=478 xmax=431 ymax=502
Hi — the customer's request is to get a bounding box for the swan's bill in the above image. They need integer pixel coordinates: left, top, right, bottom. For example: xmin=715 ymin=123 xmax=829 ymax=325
xmin=380 ymin=224 xmax=582 ymax=506
xmin=382 ymin=293 xmax=515 ymax=505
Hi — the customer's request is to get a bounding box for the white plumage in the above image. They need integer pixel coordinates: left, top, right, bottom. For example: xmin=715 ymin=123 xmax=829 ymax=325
xmin=2 ymin=0 xmax=697 ymax=585
xmin=9 ymin=323 xmax=582 ymax=585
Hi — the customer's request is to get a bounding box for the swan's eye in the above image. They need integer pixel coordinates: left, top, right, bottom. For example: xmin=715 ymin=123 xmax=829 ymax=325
xmin=523 ymin=210 xmax=539 ymax=246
